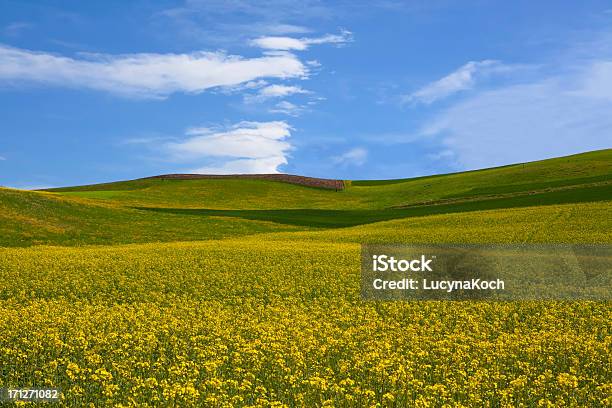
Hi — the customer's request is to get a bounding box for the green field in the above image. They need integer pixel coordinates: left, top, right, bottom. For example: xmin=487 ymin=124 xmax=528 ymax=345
xmin=0 ymin=150 xmax=611 ymax=406
xmin=5 ymin=148 xmax=607 ymax=242
xmin=47 ymin=149 xmax=611 ymax=211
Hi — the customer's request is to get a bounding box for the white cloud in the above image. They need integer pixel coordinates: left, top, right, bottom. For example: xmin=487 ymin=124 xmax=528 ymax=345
xmin=250 ymin=30 xmax=352 ymax=50
xmin=243 ymin=84 xmax=310 ymax=103
xmin=166 ymin=121 xmax=292 ymax=174
xmin=259 ymin=84 xmax=309 ymax=98
xmin=420 ymin=62 xmax=612 ymax=170
xmin=405 ymin=60 xmax=514 ymax=104
xmin=0 ymin=44 xmax=307 ymax=98
xmin=0 ymin=155 xmax=6 ymax=161
xmin=573 ymin=61 xmax=612 ymax=101
xmin=191 ymin=156 xmax=288 ymax=174
xmin=217 ymin=79 xmax=269 ymax=96
xmin=333 ymin=147 xmax=368 ymax=166
xmin=269 ymin=100 xmax=304 ymax=116
xmin=252 ymin=37 xmax=309 ymax=51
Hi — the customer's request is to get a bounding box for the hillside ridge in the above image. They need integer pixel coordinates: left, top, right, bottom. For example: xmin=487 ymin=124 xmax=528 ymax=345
xmin=1 ymin=149 xmax=610 ymax=246
xmin=43 ymin=149 xmax=611 ymax=193
xmin=141 ymin=173 xmax=345 ymax=190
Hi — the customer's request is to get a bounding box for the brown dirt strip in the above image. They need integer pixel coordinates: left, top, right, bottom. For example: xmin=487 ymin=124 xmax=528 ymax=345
xmin=142 ymin=174 xmax=346 ymax=191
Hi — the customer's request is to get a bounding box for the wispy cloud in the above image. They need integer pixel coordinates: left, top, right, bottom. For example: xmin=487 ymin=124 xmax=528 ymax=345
xmin=158 ymin=0 xmax=429 ymax=44
xmin=404 ymin=60 xmax=516 ymax=105
xmin=572 ymin=60 xmax=612 ymax=101
xmin=420 ymin=61 xmax=612 ymax=169
xmin=159 ymin=1 xmax=331 ymax=34
xmin=333 ymin=147 xmax=368 ymax=166
xmin=250 ymin=30 xmax=352 ymax=50
xmin=0 ymin=155 xmax=6 ymax=161
xmin=166 ymin=121 xmax=292 ymax=174
xmin=243 ymin=84 xmax=310 ymax=104
xmin=3 ymin=22 xmax=33 ymax=37
xmin=269 ymin=101 xmax=305 ymax=116
xmin=258 ymin=84 xmax=309 ymax=99
xmin=155 ymin=0 xmax=335 ymax=47
xmin=160 ymin=0 xmax=333 ymax=22
xmin=0 ymin=44 xmax=307 ymax=98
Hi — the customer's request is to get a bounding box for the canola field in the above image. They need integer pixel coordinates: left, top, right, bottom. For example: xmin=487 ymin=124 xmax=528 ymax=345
xmin=0 ymin=151 xmax=611 ymax=406
xmin=0 ymin=240 xmax=610 ymax=407
xmin=0 ymin=202 xmax=611 ymax=407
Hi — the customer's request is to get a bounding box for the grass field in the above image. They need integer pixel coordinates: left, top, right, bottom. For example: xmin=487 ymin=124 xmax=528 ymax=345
xmin=0 ymin=188 xmax=307 ymax=247
xmin=0 ymin=150 xmax=610 ymax=406
xmin=47 ymin=149 xmax=611 ymax=211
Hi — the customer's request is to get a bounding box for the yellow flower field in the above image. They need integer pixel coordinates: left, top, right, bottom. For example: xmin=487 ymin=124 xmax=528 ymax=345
xmin=0 ymin=233 xmax=610 ymax=406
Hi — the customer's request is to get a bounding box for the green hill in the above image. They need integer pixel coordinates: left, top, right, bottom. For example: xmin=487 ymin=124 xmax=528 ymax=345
xmin=48 ymin=149 xmax=611 ymax=211
xmin=1 ymin=149 xmax=610 ymax=246
xmin=0 ymin=188 xmax=307 ymax=247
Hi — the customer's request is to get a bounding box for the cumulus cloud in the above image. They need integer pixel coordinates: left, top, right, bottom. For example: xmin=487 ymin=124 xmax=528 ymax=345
xmin=332 ymin=147 xmax=368 ymax=166
xmin=405 ymin=60 xmax=515 ymax=104
xmin=190 ymin=156 xmax=288 ymax=174
xmin=250 ymin=29 xmax=352 ymax=50
xmin=0 ymin=44 xmax=307 ymax=98
xmin=166 ymin=121 xmax=292 ymax=174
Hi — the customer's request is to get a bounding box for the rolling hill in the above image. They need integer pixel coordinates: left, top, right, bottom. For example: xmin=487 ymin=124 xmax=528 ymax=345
xmin=0 ymin=187 xmax=308 ymax=247
xmin=1 ymin=149 xmax=610 ymax=406
xmin=0 ymin=149 xmax=610 ymax=246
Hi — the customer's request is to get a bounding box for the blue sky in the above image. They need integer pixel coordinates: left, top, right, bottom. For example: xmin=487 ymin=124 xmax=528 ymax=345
xmin=1 ymin=1 xmax=611 ymax=188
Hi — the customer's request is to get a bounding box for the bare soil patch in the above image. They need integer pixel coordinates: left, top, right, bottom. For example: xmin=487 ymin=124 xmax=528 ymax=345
xmin=143 ymin=174 xmax=346 ymax=190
